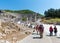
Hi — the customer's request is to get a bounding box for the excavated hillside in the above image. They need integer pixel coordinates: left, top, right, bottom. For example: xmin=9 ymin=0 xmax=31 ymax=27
xmin=0 ymin=11 xmax=33 ymax=43
xmin=0 ymin=21 xmax=32 ymax=43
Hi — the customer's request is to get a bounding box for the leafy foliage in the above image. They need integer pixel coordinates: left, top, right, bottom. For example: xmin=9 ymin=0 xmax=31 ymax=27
xmin=4 ymin=10 xmax=14 ymax=12
xmin=5 ymin=10 xmax=35 ymax=14
xmin=4 ymin=9 xmax=43 ymax=16
xmin=44 ymin=8 xmax=60 ymax=18
xmin=22 ymin=17 xmax=27 ymax=21
xmin=14 ymin=10 xmax=35 ymax=14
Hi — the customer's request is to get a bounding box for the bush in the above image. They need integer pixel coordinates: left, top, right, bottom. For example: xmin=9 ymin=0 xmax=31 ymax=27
xmin=22 ymin=17 xmax=27 ymax=21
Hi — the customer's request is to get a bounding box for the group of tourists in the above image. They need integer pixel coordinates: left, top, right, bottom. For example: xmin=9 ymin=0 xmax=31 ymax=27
xmin=35 ymin=24 xmax=44 ymax=38
xmin=35 ymin=24 xmax=57 ymax=38
xmin=49 ymin=26 xmax=57 ymax=36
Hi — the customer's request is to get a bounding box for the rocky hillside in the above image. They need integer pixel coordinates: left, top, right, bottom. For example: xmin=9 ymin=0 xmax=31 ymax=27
xmin=4 ymin=10 xmax=43 ymax=17
xmin=0 ymin=10 xmax=43 ymax=22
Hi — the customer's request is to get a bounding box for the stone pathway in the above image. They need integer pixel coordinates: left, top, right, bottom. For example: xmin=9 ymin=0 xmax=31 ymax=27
xmin=17 ymin=31 xmax=60 ymax=43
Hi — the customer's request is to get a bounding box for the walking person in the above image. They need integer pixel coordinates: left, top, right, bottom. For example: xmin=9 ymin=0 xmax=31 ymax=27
xmin=54 ymin=26 xmax=57 ymax=36
xmin=49 ymin=26 xmax=53 ymax=36
xmin=38 ymin=24 xmax=44 ymax=38
xmin=35 ymin=25 xmax=39 ymax=35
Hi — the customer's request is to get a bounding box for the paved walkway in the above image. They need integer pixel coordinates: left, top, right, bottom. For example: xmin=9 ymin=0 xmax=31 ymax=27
xmin=17 ymin=31 xmax=60 ymax=43
xmin=16 ymin=24 xmax=60 ymax=43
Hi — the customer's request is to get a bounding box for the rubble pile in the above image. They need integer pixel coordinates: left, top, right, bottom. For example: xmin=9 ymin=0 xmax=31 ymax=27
xmin=0 ymin=21 xmax=23 ymax=34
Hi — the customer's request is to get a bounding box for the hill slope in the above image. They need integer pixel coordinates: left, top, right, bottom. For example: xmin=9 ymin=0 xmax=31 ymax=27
xmin=4 ymin=9 xmax=43 ymax=16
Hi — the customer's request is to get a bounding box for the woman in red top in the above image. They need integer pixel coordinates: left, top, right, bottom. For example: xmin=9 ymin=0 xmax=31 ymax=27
xmin=49 ymin=26 xmax=53 ymax=36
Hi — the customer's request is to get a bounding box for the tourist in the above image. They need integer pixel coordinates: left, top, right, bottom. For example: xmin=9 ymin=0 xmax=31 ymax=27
xmin=35 ymin=25 xmax=39 ymax=35
xmin=49 ymin=26 xmax=53 ymax=36
xmin=54 ymin=26 xmax=57 ymax=36
xmin=38 ymin=24 xmax=44 ymax=38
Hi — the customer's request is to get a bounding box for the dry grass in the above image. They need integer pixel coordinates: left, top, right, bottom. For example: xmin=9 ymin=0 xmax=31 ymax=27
xmin=42 ymin=18 xmax=60 ymax=23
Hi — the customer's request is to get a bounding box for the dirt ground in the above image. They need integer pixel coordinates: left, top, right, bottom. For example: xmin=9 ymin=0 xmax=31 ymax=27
xmin=0 ymin=21 xmax=32 ymax=43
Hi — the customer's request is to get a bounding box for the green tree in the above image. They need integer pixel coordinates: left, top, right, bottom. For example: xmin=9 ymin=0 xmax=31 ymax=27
xmin=44 ymin=8 xmax=55 ymax=18
xmin=44 ymin=8 xmax=60 ymax=18
xmin=22 ymin=17 xmax=27 ymax=21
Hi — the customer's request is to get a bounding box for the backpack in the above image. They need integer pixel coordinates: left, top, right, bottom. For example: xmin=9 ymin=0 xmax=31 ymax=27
xmin=39 ymin=25 xmax=44 ymax=32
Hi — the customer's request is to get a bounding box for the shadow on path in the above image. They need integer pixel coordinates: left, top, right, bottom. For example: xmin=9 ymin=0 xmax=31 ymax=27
xmin=33 ymin=37 xmax=42 ymax=39
xmin=46 ymin=34 xmax=60 ymax=39
xmin=32 ymin=33 xmax=40 ymax=35
xmin=46 ymin=35 xmax=55 ymax=37
xmin=56 ymin=37 xmax=60 ymax=39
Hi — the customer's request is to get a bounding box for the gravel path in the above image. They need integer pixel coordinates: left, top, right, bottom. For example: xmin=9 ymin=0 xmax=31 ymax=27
xmin=17 ymin=24 xmax=60 ymax=43
xmin=17 ymin=32 xmax=52 ymax=43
